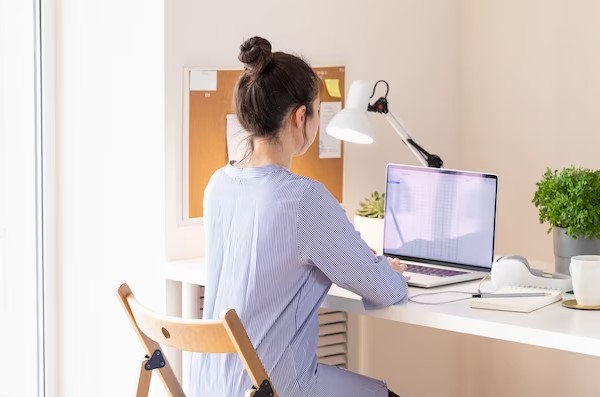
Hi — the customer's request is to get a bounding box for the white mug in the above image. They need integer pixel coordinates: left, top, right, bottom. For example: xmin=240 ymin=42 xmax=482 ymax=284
xmin=569 ymin=255 xmax=600 ymax=307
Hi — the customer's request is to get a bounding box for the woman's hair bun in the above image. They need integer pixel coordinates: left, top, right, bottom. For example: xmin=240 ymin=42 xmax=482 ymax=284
xmin=238 ymin=37 xmax=273 ymax=78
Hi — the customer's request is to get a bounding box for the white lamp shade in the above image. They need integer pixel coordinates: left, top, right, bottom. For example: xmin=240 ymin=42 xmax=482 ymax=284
xmin=326 ymin=109 xmax=374 ymax=144
xmin=325 ymin=80 xmax=374 ymax=144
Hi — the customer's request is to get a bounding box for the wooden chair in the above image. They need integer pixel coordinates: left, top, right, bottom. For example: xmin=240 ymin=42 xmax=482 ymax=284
xmin=117 ymin=283 xmax=278 ymax=397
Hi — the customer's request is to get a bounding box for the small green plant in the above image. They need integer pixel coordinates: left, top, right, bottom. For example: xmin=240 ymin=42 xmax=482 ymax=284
xmin=532 ymin=166 xmax=600 ymax=239
xmin=356 ymin=191 xmax=385 ymax=219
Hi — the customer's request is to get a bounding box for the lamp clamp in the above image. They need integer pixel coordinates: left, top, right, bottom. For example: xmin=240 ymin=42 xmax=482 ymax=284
xmin=367 ymin=80 xmax=390 ymax=114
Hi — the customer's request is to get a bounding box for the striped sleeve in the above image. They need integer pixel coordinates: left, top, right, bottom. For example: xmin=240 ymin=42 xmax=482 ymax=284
xmin=297 ymin=181 xmax=408 ymax=309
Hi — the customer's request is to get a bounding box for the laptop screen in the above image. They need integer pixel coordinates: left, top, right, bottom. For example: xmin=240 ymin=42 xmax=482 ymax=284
xmin=383 ymin=164 xmax=498 ymax=270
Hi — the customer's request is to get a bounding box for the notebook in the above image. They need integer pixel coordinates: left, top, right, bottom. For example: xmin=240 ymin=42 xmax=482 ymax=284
xmin=383 ymin=163 xmax=498 ymax=288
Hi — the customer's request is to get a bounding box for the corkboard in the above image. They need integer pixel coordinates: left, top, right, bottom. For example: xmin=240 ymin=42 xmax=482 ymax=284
xmin=186 ymin=66 xmax=345 ymax=218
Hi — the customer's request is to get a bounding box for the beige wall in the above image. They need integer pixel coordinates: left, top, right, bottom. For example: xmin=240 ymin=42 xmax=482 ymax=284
xmin=356 ymin=315 xmax=600 ymax=397
xmin=163 ymin=1 xmax=600 ymax=397
xmin=359 ymin=2 xmax=600 ymax=396
xmin=459 ymin=0 xmax=600 ymax=266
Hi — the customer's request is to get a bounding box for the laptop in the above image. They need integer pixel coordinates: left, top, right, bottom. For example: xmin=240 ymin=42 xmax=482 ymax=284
xmin=383 ymin=163 xmax=498 ymax=288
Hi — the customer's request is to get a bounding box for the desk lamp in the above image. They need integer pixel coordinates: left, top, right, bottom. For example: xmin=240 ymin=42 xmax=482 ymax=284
xmin=326 ymin=80 xmax=443 ymax=168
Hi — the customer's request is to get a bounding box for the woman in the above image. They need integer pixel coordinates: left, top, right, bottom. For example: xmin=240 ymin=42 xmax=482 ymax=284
xmin=189 ymin=36 xmax=407 ymax=397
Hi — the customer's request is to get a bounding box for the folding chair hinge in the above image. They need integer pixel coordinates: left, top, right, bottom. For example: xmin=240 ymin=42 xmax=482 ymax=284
xmin=253 ymin=379 xmax=275 ymax=397
xmin=143 ymin=349 xmax=166 ymax=371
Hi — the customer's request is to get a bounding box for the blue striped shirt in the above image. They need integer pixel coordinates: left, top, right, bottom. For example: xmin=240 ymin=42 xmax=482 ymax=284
xmin=189 ymin=163 xmax=408 ymax=397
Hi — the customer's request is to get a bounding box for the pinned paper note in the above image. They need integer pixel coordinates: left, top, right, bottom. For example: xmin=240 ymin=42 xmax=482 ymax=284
xmin=324 ymin=79 xmax=342 ymax=98
xmin=319 ymin=102 xmax=342 ymax=159
xmin=226 ymin=114 xmax=250 ymax=162
xmin=190 ymin=70 xmax=217 ymax=91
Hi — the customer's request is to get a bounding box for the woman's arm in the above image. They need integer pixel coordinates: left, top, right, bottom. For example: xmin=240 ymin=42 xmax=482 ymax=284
xmin=297 ymin=182 xmax=408 ymax=309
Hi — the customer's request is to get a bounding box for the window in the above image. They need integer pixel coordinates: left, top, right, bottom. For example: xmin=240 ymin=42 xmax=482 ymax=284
xmin=0 ymin=0 xmax=46 ymax=395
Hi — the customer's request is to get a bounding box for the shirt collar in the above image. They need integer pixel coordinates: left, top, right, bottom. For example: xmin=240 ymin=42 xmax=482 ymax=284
xmin=224 ymin=161 xmax=288 ymax=178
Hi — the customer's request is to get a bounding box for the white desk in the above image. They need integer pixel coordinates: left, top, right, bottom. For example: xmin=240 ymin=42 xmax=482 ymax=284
xmin=163 ymin=258 xmax=600 ymax=380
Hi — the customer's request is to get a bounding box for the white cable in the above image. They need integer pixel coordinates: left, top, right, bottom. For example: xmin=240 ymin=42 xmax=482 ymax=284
xmin=408 ymin=274 xmax=491 ymax=305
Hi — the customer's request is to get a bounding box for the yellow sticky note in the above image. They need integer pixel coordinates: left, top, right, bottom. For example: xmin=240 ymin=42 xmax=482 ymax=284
xmin=324 ymin=79 xmax=342 ymax=98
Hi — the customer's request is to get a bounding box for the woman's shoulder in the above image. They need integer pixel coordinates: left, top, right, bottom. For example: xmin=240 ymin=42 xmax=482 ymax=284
xmin=280 ymin=172 xmax=326 ymax=194
xmin=206 ymin=165 xmax=229 ymax=186
xmin=288 ymin=176 xmax=340 ymax=208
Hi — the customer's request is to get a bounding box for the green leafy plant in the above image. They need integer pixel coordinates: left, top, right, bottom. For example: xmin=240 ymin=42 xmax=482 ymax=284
xmin=356 ymin=191 xmax=385 ymax=219
xmin=532 ymin=166 xmax=600 ymax=239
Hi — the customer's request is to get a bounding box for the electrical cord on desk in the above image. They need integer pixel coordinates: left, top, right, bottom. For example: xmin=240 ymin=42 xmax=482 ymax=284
xmin=408 ymin=274 xmax=491 ymax=305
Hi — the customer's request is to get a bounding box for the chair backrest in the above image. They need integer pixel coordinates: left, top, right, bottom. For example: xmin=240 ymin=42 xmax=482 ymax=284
xmin=117 ymin=283 xmax=278 ymax=397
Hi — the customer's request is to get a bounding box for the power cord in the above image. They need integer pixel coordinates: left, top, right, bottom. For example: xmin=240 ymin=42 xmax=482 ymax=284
xmin=408 ymin=274 xmax=491 ymax=305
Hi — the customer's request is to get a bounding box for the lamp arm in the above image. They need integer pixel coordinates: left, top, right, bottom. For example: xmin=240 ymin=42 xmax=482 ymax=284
xmin=384 ymin=110 xmax=444 ymax=168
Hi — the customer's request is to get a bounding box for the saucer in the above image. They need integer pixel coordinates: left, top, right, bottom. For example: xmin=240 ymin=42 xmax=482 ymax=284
xmin=562 ymin=299 xmax=600 ymax=310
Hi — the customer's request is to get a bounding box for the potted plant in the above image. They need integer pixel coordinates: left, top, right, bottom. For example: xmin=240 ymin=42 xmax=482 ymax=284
xmin=354 ymin=191 xmax=385 ymax=254
xmin=532 ymin=166 xmax=600 ymax=274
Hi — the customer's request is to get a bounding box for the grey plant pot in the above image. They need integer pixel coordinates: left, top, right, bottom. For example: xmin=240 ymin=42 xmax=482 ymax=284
xmin=553 ymin=227 xmax=600 ymax=275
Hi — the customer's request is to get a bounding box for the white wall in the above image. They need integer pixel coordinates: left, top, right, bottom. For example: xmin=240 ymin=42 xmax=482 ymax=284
xmin=55 ymin=0 xmax=165 ymax=395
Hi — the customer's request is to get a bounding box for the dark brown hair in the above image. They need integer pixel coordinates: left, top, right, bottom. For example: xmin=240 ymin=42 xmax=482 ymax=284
xmin=235 ymin=37 xmax=320 ymax=152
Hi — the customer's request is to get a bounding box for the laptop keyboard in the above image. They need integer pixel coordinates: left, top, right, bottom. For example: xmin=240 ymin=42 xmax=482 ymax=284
xmin=405 ymin=264 xmax=468 ymax=277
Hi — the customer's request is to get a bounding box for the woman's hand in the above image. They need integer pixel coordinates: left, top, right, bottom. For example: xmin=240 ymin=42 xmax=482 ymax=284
xmin=387 ymin=257 xmax=408 ymax=273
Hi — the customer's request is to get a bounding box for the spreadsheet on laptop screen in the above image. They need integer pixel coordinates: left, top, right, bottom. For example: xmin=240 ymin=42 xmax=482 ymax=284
xmin=383 ymin=164 xmax=497 ymax=269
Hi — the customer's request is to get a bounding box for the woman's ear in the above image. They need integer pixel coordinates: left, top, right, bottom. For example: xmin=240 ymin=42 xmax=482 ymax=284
xmin=292 ymin=105 xmax=306 ymax=128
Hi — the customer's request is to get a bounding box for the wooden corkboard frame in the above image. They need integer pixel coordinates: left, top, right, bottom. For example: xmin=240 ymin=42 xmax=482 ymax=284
xmin=184 ymin=66 xmax=345 ymax=218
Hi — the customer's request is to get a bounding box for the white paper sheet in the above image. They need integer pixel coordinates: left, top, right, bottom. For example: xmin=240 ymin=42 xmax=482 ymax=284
xmin=319 ymin=102 xmax=342 ymax=159
xmin=190 ymin=70 xmax=217 ymax=91
xmin=226 ymin=114 xmax=250 ymax=162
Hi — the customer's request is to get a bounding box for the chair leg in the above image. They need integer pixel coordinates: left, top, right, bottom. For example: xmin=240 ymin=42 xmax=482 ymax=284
xmin=136 ymin=360 xmax=152 ymax=397
xmin=157 ymin=363 xmax=186 ymax=397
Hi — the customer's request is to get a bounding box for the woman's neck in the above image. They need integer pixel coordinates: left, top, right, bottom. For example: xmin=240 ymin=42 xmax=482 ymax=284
xmin=244 ymin=137 xmax=293 ymax=168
